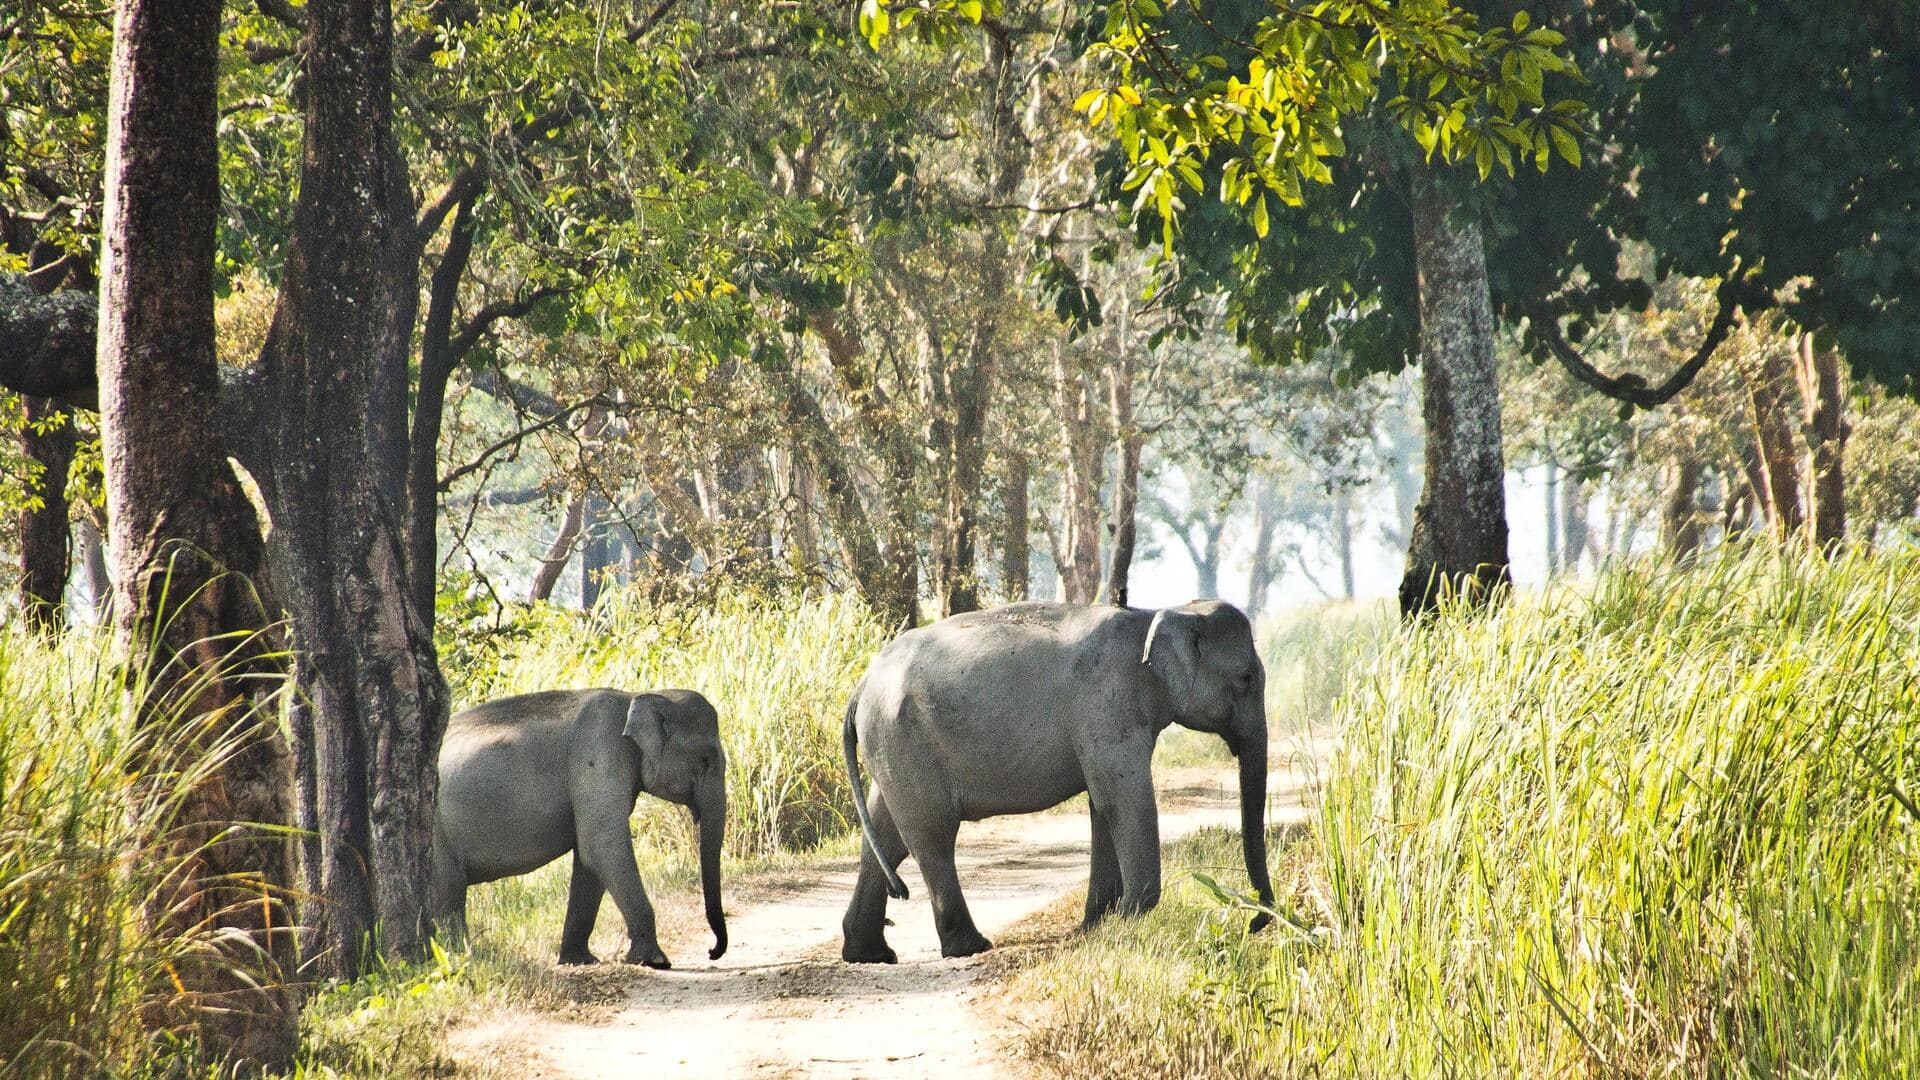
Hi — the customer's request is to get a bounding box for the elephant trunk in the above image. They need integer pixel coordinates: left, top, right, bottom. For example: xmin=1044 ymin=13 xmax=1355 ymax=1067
xmin=1235 ymin=694 xmax=1275 ymax=933
xmin=696 ymin=775 xmax=728 ymax=960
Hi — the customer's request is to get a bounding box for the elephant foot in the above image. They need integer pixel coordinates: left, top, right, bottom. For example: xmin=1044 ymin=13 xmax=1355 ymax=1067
xmin=557 ymin=946 xmax=600 ymax=966
xmin=841 ymin=938 xmax=897 ymax=964
xmin=627 ymin=944 xmax=671 ymax=969
xmin=938 ymin=929 xmax=992 ymax=959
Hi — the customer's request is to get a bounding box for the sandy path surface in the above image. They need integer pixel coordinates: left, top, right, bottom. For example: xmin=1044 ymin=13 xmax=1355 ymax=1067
xmin=460 ymin=743 xmax=1322 ymax=1079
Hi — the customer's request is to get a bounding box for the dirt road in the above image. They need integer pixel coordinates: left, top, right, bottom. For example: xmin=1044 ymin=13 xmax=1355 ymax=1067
xmin=456 ymin=750 xmax=1318 ymax=1078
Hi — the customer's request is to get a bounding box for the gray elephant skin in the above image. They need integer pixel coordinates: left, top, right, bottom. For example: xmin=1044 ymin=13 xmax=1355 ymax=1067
xmin=429 ymin=688 xmax=728 ymax=968
xmin=840 ymin=599 xmax=1274 ymax=963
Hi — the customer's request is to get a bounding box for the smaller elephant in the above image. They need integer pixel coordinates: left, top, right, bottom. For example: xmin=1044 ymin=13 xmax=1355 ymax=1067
xmin=429 ymin=688 xmax=728 ymax=968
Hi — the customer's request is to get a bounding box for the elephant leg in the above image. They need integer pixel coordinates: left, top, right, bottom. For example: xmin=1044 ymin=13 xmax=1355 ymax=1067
xmin=842 ymin=789 xmax=909 ymax=964
xmin=575 ymin=816 xmax=668 ymax=969
xmin=427 ymin=839 xmax=469 ymax=946
xmin=897 ymin=814 xmax=991 ymax=959
xmin=558 ymin=854 xmax=605 ymax=965
xmin=1086 ymin=740 xmax=1162 ymax=917
xmin=1082 ymin=805 xmax=1123 ymax=929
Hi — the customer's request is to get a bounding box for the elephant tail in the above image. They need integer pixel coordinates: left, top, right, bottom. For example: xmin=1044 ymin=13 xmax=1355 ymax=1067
xmin=843 ymin=695 xmax=908 ymax=900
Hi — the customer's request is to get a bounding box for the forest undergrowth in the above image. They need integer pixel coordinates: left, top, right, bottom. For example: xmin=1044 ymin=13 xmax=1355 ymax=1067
xmin=1012 ymin=546 xmax=1920 ymax=1078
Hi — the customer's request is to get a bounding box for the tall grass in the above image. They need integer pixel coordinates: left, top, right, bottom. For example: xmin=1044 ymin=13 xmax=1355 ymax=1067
xmin=0 ymin=620 xmax=291 ymax=1077
xmin=1258 ymin=598 xmax=1394 ymax=731
xmin=1015 ymin=546 xmax=1920 ymax=1077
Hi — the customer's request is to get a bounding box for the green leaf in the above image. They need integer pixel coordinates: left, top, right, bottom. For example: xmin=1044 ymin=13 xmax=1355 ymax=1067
xmin=1251 ymin=192 xmax=1270 ymax=238
xmin=1549 ymin=124 xmax=1581 ymax=167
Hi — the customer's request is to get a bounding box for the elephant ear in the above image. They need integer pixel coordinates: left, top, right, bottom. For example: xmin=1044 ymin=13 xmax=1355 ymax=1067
xmin=623 ymin=693 xmax=669 ymax=766
xmin=1143 ymin=607 xmax=1203 ymax=710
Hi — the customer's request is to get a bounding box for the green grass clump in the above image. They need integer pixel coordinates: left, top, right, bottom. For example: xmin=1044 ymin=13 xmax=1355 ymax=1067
xmin=0 ymin=622 xmax=298 ymax=1077
xmin=1015 ymin=546 xmax=1920 ymax=1077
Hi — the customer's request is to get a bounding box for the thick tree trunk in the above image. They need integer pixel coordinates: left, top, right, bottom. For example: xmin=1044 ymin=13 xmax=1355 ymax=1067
xmin=1793 ymin=331 xmax=1847 ymax=550
xmin=1000 ymin=451 xmax=1029 ymax=602
xmin=1195 ymin=521 xmax=1224 ymax=599
xmin=96 ymin=0 xmax=296 ymax=1062
xmin=1103 ymin=355 xmax=1141 ymax=607
xmin=18 ymin=396 xmax=75 ymax=631
xmin=258 ymin=0 xmax=448 ymax=978
xmin=1398 ymin=170 xmax=1511 ymax=617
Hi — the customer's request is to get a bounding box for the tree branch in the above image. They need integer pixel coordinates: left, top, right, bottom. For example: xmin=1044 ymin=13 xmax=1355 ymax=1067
xmin=0 ymin=275 xmax=97 ymax=408
xmin=253 ymin=0 xmax=302 ymax=30
xmin=466 ymin=365 xmax=563 ymax=417
xmin=448 ymin=284 xmax=568 ymax=363
xmin=1531 ymin=282 xmax=1748 ymax=409
xmin=626 ymin=0 xmax=679 ymax=42
xmin=438 ymin=395 xmax=604 ymax=492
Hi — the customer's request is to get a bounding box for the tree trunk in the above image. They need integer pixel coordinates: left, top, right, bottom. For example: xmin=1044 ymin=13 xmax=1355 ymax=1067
xmin=406 ymin=195 xmax=477 ymax=630
xmin=1793 ymin=331 xmax=1847 ymax=550
xmin=1245 ymin=478 xmax=1279 ymax=620
xmin=1747 ymin=343 xmax=1804 ymax=543
xmin=1542 ymin=459 xmax=1560 ymax=577
xmin=782 ymin=448 xmax=821 ymax=576
xmin=1334 ymin=488 xmax=1356 ymax=600
xmin=257 ymin=0 xmax=448 ymax=978
xmin=1659 ymin=454 xmax=1703 ymax=559
xmin=1398 ymin=170 xmax=1511 ymax=617
xmin=774 ymin=366 xmax=908 ymax=626
xmin=76 ymin=514 xmax=112 ymax=621
xmin=1561 ymin=473 xmax=1590 ymax=573
xmin=97 ymin=0 xmax=296 ymax=1062
xmin=935 ymin=28 xmax=1026 ymax=617
xmin=580 ymin=491 xmax=615 ymax=610
xmin=18 ymin=396 xmax=75 ymax=631
xmin=1103 ymin=352 xmax=1141 ymax=607
xmin=1053 ymin=343 xmax=1103 ymax=604
xmin=1000 ymin=451 xmax=1029 ymax=602
xmin=1196 ymin=520 xmax=1224 ymax=599
xmin=530 ymin=494 xmax=585 ymax=602
xmin=803 ymin=306 xmax=917 ymax=630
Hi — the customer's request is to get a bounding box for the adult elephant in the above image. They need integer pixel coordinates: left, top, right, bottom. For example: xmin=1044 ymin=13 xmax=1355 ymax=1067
xmin=429 ymin=688 xmax=728 ymax=968
xmin=840 ymin=599 xmax=1273 ymax=963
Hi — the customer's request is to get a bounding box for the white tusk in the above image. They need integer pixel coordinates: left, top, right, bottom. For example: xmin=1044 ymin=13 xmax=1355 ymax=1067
xmin=1142 ymin=608 xmax=1167 ymax=664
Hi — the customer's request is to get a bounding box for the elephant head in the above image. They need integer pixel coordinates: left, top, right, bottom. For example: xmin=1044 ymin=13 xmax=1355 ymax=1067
xmin=1143 ymin=600 xmax=1275 ymax=931
xmin=623 ymin=691 xmax=729 ymax=959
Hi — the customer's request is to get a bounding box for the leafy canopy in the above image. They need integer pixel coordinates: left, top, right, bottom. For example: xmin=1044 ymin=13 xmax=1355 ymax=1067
xmin=1075 ymin=0 xmax=1584 ymax=244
